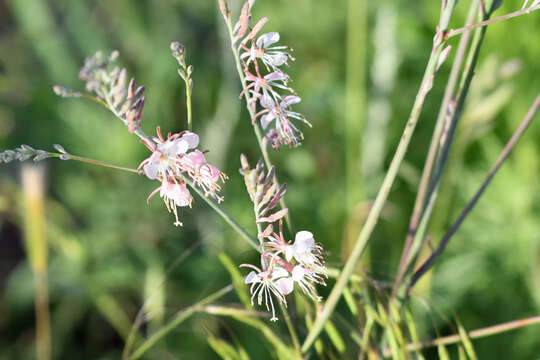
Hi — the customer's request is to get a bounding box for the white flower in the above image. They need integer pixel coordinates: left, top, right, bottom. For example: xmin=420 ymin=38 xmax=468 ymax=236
xmin=179 ymin=150 xmax=227 ymax=202
xmin=290 ymin=265 xmax=324 ymax=301
xmin=242 ymin=70 xmax=292 ymax=108
xmin=240 ymin=32 xmax=294 ymax=71
xmin=243 ymin=265 xmax=292 ymax=321
xmin=257 ymin=94 xmax=310 ymax=148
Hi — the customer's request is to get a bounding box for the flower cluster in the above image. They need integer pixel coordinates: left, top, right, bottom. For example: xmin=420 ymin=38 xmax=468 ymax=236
xmin=139 ymin=127 xmax=227 ymax=226
xmin=228 ymin=0 xmax=311 ymax=149
xmin=239 ymin=155 xmax=326 ymax=321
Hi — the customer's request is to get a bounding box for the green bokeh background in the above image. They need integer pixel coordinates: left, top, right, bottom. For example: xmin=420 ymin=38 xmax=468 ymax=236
xmin=0 ymin=0 xmax=539 ymax=358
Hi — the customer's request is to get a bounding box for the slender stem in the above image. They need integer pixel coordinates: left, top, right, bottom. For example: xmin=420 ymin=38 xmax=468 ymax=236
xmin=383 ymin=315 xmax=540 ymax=356
xmin=128 ymin=285 xmax=234 ymax=360
xmin=51 ymin=151 xmax=259 ymax=249
xmin=301 ymin=1 xmax=458 ymax=352
xmin=392 ymin=0 xmax=479 ymax=301
xmin=447 ymin=4 xmax=540 ymax=39
xmin=279 ymin=301 xmax=301 ymax=353
xmin=221 ymin=6 xmax=293 ymax=234
xmin=410 ymin=93 xmax=540 ymax=288
xmin=182 ymin=63 xmax=193 ymax=131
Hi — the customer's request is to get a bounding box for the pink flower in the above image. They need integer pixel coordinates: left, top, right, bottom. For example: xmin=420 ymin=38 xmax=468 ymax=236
xmin=147 ymin=179 xmax=193 ymax=227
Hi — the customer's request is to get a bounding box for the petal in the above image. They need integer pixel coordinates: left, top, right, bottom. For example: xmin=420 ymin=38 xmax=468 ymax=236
xmin=292 ymin=266 xmax=306 ymax=282
xmin=271 ymin=267 xmax=289 ymax=280
xmin=186 ymin=150 xmax=207 ymax=167
xmin=265 ymin=71 xmax=288 ymax=82
xmin=275 ymin=278 xmax=294 ymax=295
xmin=281 ymin=95 xmax=301 ymax=108
xmin=158 ymin=138 xmax=189 ymax=155
xmin=269 ymin=53 xmax=288 ymax=66
xmin=245 ymin=271 xmax=260 ymax=284
xmin=284 ymin=245 xmax=294 ymax=262
xmin=260 ymin=92 xmax=275 ymax=109
xmin=294 ymin=231 xmax=315 ymax=251
xmin=260 ymin=113 xmax=276 ymax=129
xmin=256 ymin=32 xmax=280 ymax=48
xmin=143 ymin=153 xmax=160 ymax=179
xmin=182 ymin=132 xmax=200 ymax=149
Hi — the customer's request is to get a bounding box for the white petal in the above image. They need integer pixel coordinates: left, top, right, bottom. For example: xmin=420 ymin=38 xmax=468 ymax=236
xmin=269 ymin=53 xmax=288 ymax=66
xmin=294 ymin=231 xmax=315 ymax=251
xmin=260 ymin=113 xmax=276 ymax=129
xmin=265 ymin=71 xmax=288 ymax=82
xmin=292 ymin=266 xmax=306 ymax=282
xmin=158 ymin=138 xmax=189 ymax=155
xmin=245 ymin=271 xmax=260 ymax=284
xmin=281 ymin=95 xmax=301 ymax=108
xmin=256 ymin=32 xmax=280 ymax=49
xmin=182 ymin=132 xmax=200 ymax=149
xmin=271 ymin=267 xmax=289 ymax=280
xmin=284 ymin=245 xmax=294 ymax=262
xmin=143 ymin=153 xmax=160 ymax=179
xmin=275 ymin=278 xmax=294 ymax=295
xmin=260 ymin=92 xmax=275 ymax=109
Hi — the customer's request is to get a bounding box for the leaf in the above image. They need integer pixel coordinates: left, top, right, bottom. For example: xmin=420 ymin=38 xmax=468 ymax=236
xmin=219 ymin=253 xmax=250 ymax=308
xmin=437 ymin=344 xmax=450 ymax=360
xmin=457 ymin=318 xmax=478 ymax=360
xmin=324 ymin=320 xmax=346 ymax=354
xmin=208 ymin=336 xmax=239 ymax=360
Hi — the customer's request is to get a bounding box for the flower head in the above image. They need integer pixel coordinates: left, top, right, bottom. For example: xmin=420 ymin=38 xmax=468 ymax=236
xmin=242 ymin=265 xmax=293 ymax=321
xmin=139 ymin=127 xmax=226 ymax=225
xmin=240 ymin=32 xmax=294 ymax=72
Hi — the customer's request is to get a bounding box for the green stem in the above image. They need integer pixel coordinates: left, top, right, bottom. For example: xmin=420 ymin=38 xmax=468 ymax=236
xmin=128 ymin=285 xmax=234 ymax=360
xmin=182 ymin=63 xmax=193 ymax=131
xmin=279 ymin=301 xmax=301 ymax=353
xmin=301 ymin=1 xmax=457 ymax=352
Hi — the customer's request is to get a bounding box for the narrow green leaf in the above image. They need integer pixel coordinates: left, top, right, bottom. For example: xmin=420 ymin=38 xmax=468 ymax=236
xmin=437 ymin=344 xmax=450 ymax=360
xmin=458 ymin=345 xmax=468 ymax=360
xmin=404 ymin=309 xmax=425 ymax=360
xmin=324 ymin=320 xmax=346 ymax=354
xmin=457 ymin=319 xmax=478 ymax=360
xmin=305 ymin=315 xmax=324 ymax=356
xmin=208 ymin=336 xmax=240 ymax=360
xmin=219 ymin=253 xmax=250 ymax=307
xmin=343 ymin=286 xmax=358 ymax=315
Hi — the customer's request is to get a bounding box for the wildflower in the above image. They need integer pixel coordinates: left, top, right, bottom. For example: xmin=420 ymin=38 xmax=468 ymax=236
xmin=139 ymin=127 xmax=226 ymax=224
xmin=285 ymin=231 xmax=325 ymax=269
xmin=241 ymin=70 xmax=293 ymax=111
xmin=147 ymin=179 xmax=193 ymax=226
xmin=240 ymin=32 xmax=294 ymax=72
xmin=290 ymin=265 xmax=325 ymax=301
xmin=242 ymin=265 xmax=293 ymax=321
xmin=257 ymin=94 xmax=311 ymax=148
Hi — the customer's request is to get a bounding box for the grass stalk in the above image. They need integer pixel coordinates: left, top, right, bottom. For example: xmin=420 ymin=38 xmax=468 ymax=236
xmin=392 ymin=0 xmax=480 ymax=301
xmin=22 ymin=165 xmax=51 ymax=360
xmin=128 ymin=285 xmax=234 ymax=360
xmin=300 ymin=1 xmax=458 ymax=352
xmin=410 ymin=93 xmax=540 ymax=287
xmin=383 ymin=315 xmax=540 ymax=356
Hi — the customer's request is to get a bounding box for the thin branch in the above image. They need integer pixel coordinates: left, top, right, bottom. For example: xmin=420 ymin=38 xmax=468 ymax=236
xmin=383 ymin=315 xmax=540 ymax=356
xmin=410 ymin=93 xmax=540 ymax=289
xmin=447 ymin=4 xmax=540 ymax=38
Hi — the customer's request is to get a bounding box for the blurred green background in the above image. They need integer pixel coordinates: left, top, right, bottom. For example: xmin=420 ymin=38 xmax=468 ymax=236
xmin=0 ymin=0 xmax=539 ymax=358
